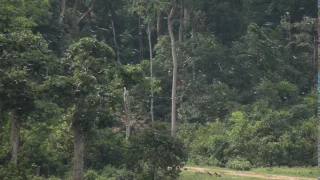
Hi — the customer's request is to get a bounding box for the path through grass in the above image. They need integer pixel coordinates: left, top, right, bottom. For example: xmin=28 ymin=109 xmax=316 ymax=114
xmin=179 ymin=166 xmax=317 ymax=180
xmin=251 ymin=166 xmax=317 ymax=179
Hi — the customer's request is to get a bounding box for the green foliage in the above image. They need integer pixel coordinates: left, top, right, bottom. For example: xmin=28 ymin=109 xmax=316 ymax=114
xmin=0 ymin=31 xmax=53 ymax=112
xmin=100 ymin=166 xmax=135 ymax=180
xmin=0 ymin=113 xmax=10 ymax=164
xmin=84 ymin=170 xmax=107 ymax=180
xmin=84 ymin=166 xmax=135 ymax=180
xmin=187 ymin=121 xmax=229 ymax=166
xmin=0 ymin=0 xmax=316 ymax=178
xmin=178 ymin=80 xmax=237 ymax=123
xmin=226 ymin=157 xmax=252 ymax=171
xmin=0 ymin=0 xmax=36 ymax=32
xmin=126 ymin=122 xmax=188 ymax=179
xmin=85 ymin=129 xmax=127 ymax=170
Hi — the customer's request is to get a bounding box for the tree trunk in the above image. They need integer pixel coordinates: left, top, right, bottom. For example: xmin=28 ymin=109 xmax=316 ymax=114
xmin=10 ymin=108 xmax=20 ymax=166
xmin=73 ymin=125 xmax=85 ymax=180
xmin=71 ymin=0 xmax=79 ymax=40
xmin=59 ymin=0 xmax=66 ymax=23
xmin=147 ymin=24 xmax=154 ymax=123
xmin=157 ymin=11 xmax=165 ymax=39
xmin=111 ymin=18 xmax=120 ymax=62
xmin=168 ymin=0 xmax=177 ymax=138
xmin=139 ymin=17 xmax=143 ymax=61
xmin=124 ymin=88 xmax=131 ymax=138
xmin=178 ymin=3 xmax=184 ymax=42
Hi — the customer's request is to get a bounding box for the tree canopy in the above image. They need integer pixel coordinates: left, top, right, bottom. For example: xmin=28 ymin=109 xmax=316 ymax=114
xmin=0 ymin=0 xmax=317 ymax=179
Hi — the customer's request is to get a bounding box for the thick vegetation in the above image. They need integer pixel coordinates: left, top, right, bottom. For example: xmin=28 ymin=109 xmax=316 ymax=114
xmin=0 ymin=0 xmax=317 ymax=179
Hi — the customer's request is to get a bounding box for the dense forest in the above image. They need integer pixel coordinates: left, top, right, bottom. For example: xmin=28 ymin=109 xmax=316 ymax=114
xmin=0 ymin=0 xmax=317 ymax=179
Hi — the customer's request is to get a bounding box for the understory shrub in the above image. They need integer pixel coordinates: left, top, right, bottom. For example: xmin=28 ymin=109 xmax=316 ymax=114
xmin=226 ymin=157 xmax=252 ymax=171
xmin=189 ymin=155 xmax=220 ymax=166
xmin=84 ymin=166 xmax=135 ymax=180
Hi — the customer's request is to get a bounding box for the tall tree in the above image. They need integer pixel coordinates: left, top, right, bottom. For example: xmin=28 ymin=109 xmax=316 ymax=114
xmin=64 ymin=38 xmax=115 ymax=180
xmin=43 ymin=37 xmax=144 ymax=179
xmin=131 ymin=0 xmax=158 ymax=123
xmin=0 ymin=32 xmax=53 ymax=165
xmin=168 ymin=0 xmax=177 ymax=137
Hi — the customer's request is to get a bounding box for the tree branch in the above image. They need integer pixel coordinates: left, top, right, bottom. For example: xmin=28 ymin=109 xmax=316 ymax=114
xmin=76 ymin=0 xmax=95 ymax=25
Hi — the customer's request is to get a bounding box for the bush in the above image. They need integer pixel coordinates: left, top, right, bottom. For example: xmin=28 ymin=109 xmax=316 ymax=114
xmin=189 ymin=155 xmax=220 ymax=166
xmin=47 ymin=177 xmax=62 ymax=180
xmin=100 ymin=166 xmax=135 ymax=180
xmin=84 ymin=170 xmax=110 ymax=180
xmin=226 ymin=157 xmax=252 ymax=171
xmin=0 ymin=163 xmax=27 ymax=180
xmin=27 ymin=176 xmax=61 ymax=180
xmin=125 ymin=123 xmax=187 ymax=180
xmin=84 ymin=170 xmax=99 ymax=180
xmin=84 ymin=166 xmax=135 ymax=180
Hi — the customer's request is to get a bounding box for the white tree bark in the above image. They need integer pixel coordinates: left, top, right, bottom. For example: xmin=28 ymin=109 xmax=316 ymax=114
xmin=147 ymin=24 xmax=155 ymax=123
xmin=168 ymin=0 xmax=177 ymax=138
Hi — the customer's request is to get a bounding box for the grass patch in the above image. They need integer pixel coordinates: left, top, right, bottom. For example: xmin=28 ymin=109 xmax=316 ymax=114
xmin=251 ymin=166 xmax=317 ymax=179
xmin=184 ymin=164 xmax=318 ymax=179
xmin=179 ymin=171 xmax=261 ymax=180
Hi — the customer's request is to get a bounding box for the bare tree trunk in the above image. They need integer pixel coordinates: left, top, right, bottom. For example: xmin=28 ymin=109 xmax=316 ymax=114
xmin=147 ymin=24 xmax=155 ymax=123
xmin=168 ymin=0 xmax=177 ymax=138
xmin=125 ymin=124 xmax=130 ymax=138
xmin=111 ymin=18 xmax=120 ymax=62
xmin=157 ymin=11 xmax=165 ymax=39
xmin=73 ymin=125 xmax=85 ymax=180
xmin=139 ymin=17 xmax=143 ymax=61
xmin=59 ymin=0 xmax=66 ymax=23
xmin=10 ymin=108 xmax=20 ymax=166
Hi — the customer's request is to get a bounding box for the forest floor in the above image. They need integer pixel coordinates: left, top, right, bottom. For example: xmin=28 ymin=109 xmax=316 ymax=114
xmin=183 ymin=166 xmax=317 ymax=180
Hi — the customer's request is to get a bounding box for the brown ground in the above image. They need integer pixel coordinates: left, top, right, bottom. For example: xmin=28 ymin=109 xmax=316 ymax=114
xmin=184 ymin=166 xmax=316 ymax=180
